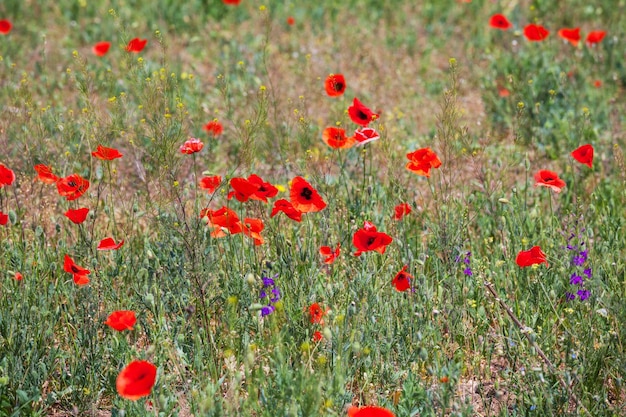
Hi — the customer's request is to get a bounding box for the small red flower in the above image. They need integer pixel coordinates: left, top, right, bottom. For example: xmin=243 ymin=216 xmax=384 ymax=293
xmin=557 ymin=28 xmax=581 ymax=46
xmin=243 ymin=217 xmax=264 ymax=245
xmin=97 ymin=237 xmax=125 ymax=251
xmin=524 ymin=24 xmax=549 ymax=42
xmin=571 ymin=144 xmax=593 ymax=168
xmin=489 ymin=14 xmax=512 ymax=30
xmin=290 ymin=176 xmax=326 ymax=213
xmin=203 ymin=119 xmax=224 ymax=137
xmin=0 ymin=163 xmax=16 ymax=187
xmin=308 ymin=302 xmax=327 ymax=324
xmin=270 ymin=199 xmax=302 ymax=222
xmin=287 ymin=16 xmax=295 ymax=26
xmin=92 ymin=41 xmax=111 ymax=56
xmin=353 ymin=221 xmax=393 ymax=256
xmin=348 ymin=405 xmax=396 ymax=417
xmin=393 ymin=203 xmax=411 ymax=221
xmin=354 ymin=127 xmax=380 ymax=146
xmin=105 ymin=310 xmax=137 ymax=331
xmin=406 ymin=147 xmax=442 ymax=177
xmin=63 ymin=254 xmax=91 ymax=286
xmin=312 ymin=331 xmax=323 ymax=342
xmin=348 ymin=97 xmax=378 ymax=127
xmin=199 ymin=175 xmax=222 ymax=193
xmin=248 ymin=174 xmax=278 ymax=202
xmin=498 ymin=87 xmax=510 ymax=97
xmin=586 ymin=31 xmax=606 ymax=45
xmin=179 ymin=138 xmax=204 ymax=154
xmin=593 ymin=79 xmax=602 ymax=88
xmin=116 ymin=360 xmax=157 ymax=401
xmin=228 ymin=177 xmax=260 ymax=202
xmin=320 ymin=244 xmax=340 ymax=264
xmin=0 ymin=19 xmax=12 ymax=35
xmin=64 ymin=207 xmax=89 ymax=224
xmin=322 ymin=127 xmax=356 ymax=149
xmin=325 ymin=74 xmax=346 ymax=97
xmin=0 ymin=211 xmax=8 ymax=226
xmin=126 ymin=38 xmax=147 ymax=53
xmin=201 ymin=206 xmax=242 ymax=237
xmin=34 ymin=164 xmax=59 ymax=184
xmin=222 ymin=0 xmax=241 ymax=4
xmin=14 ymin=272 xmax=23 ymax=281
xmin=57 ymin=174 xmax=90 ymax=201
xmin=392 ymin=265 xmax=412 ymax=292
xmin=534 ymin=170 xmax=566 ymax=193
xmin=92 ymin=144 xmax=123 ymax=160
xmin=516 ymin=246 xmax=548 ymax=268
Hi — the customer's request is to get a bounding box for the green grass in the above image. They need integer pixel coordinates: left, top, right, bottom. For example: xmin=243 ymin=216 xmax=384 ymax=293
xmin=1 ymin=0 xmax=626 ymax=416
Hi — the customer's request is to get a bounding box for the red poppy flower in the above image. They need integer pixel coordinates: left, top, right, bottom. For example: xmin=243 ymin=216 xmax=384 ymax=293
xmin=320 ymin=244 xmax=340 ymax=264
xmin=203 ymin=119 xmax=223 ymax=137
xmin=406 ymin=147 xmax=442 ymax=177
xmin=199 ymin=175 xmax=222 ymax=193
xmin=0 ymin=163 xmax=16 ymax=187
xmin=34 ymin=164 xmax=59 ymax=184
xmin=0 ymin=19 xmax=12 ymax=35
xmin=14 ymin=272 xmax=23 ymax=281
xmin=92 ymin=144 xmax=123 ymax=160
xmin=222 ymin=0 xmax=241 ymax=4
xmin=322 ymin=127 xmax=356 ymax=149
xmin=353 ymin=221 xmax=393 ymax=256
xmin=92 ymin=41 xmax=111 ymax=56
xmin=126 ymin=38 xmax=147 ymax=53
xmin=57 ymin=174 xmax=90 ymax=201
xmin=179 ymin=138 xmax=204 ymax=154
xmin=498 ymin=87 xmax=510 ymax=97
xmin=201 ymin=206 xmax=242 ymax=237
xmin=354 ymin=127 xmax=380 ymax=146
xmin=392 ymin=265 xmax=412 ymax=292
xmin=557 ymin=28 xmax=580 ymax=46
xmin=516 ymin=246 xmax=548 ymax=268
xmin=586 ymin=31 xmax=606 ymax=45
xmin=287 ymin=16 xmax=295 ymax=26
xmin=97 ymin=237 xmax=125 ymax=251
xmin=65 ymin=207 xmax=89 ymax=224
xmin=348 ymin=405 xmax=396 ymax=417
xmin=308 ymin=302 xmax=327 ymax=324
xmin=105 ymin=310 xmax=137 ymax=331
xmin=393 ymin=203 xmax=411 ymax=221
xmin=325 ymin=74 xmax=347 ymax=97
xmin=312 ymin=331 xmax=323 ymax=342
xmin=270 ymin=199 xmax=302 ymax=222
xmin=116 ymin=360 xmax=157 ymax=400
xmin=489 ymin=14 xmax=512 ymax=30
xmin=243 ymin=217 xmax=264 ymax=245
xmin=289 ymin=176 xmax=326 ymax=213
xmin=0 ymin=211 xmax=8 ymax=226
xmin=63 ymin=254 xmax=91 ymax=286
xmin=228 ymin=177 xmax=260 ymax=202
xmin=248 ymin=174 xmax=278 ymax=202
xmin=524 ymin=24 xmax=549 ymax=41
xmin=534 ymin=170 xmax=566 ymax=193
xmin=593 ymin=80 xmax=602 ymax=88
xmin=571 ymin=144 xmax=593 ymax=168
xmin=348 ymin=98 xmax=378 ymax=127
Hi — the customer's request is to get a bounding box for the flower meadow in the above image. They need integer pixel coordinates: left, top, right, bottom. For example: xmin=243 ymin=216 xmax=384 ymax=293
xmin=0 ymin=0 xmax=625 ymax=416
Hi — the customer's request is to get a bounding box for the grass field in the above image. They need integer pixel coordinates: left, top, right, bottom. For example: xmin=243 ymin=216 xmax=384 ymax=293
xmin=1 ymin=0 xmax=626 ymax=416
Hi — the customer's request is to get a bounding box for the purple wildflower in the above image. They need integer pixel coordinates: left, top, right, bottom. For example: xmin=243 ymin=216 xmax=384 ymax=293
xmin=463 ymin=267 xmax=473 ymax=276
xmin=270 ymin=287 xmax=281 ymax=303
xmin=261 ymin=305 xmax=275 ymax=316
xmin=583 ymin=268 xmax=592 ymax=278
xmin=577 ymin=289 xmax=590 ymax=301
xmin=569 ymin=273 xmax=583 ymax=286
xmin=565 ymin=292 xmax=576 ymax=301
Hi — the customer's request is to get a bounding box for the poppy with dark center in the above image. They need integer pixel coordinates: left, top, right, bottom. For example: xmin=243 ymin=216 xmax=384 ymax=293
xmin=64 ymin=207 xmax=89 ymax=224
xmin=0 ymin=163 xmax=16 ymax=187
xmin=105 ymin=310 xmax=137 ymax=331
xmin=586 ymin=31 xmax=606 ymax=45
xmin=228 ymin=177 xmax=261 ymax=202
xmin=354 ymin=127 xmax=380 ymax=146
xmin=393 ymin=203 xmax=412 ymax=221
xmin=0 ymin=19 xmax=12 ymax=35
xmin=524 ymin=24 xmax=549 ymax=41
xmin=571 ymin=144 xmax=593 ymax=168
xmin=92 ymin=41 xmax=111 ymax=56
xmin=57 ymin=174 xmax=90 ymax=201
xmin=534 ymin=170 xmax=566 ymax=193
xmin=325 ymin=73 xmax=346 ymax=97
xmin=98 ymin=237 xmax=125 ymax=251
xmin=34 ymin=164 xmax=59 ymax=184
xmin=516 ymin=246 xmax=548 ymax=268
xmin=203 ymin=119 xmax=223 ymax=137
xmin=557 ymin=28 xmax=581 ymax=46
xmin=198 ymin=175 xmax=222 ymax=193
xmin=320 ymin=244 xmax=340 ymax=264
xmin=353 ymin=221 xmax=393 ymax=256
xmin=248 ymin=174 xmax=278 ymax=202
xmin=92 ymin=144 xmax=123 ymax=160
xmin=347 ymin=405 xmax=396 ymax=417
xmin=322 ymin=127 xmax=356 ymax=149
xmin=179 ymin=138 xmax=204 ymax=154
xmin=125 ymin=38 xmax=147 ymax=53
xmin=201 ymin=206 xmax=242 ymax=237
xmin=270 ymin=199 xmax=303 ymax=222
xmin=489 ymin=14 xmax=512 ymax=30
xmin=308 ymin=302 xmax=327 ymax=324
xmin=348 ymin=97 xmax=378 ymax=127
xmin=116 ymin=360 xmax=157 ymax=400
xmin=63 ymin=254 xmax=91 ymax=285
xmin=289 ymin=176 xmax=327 ymax=213
xmin=243 ymin=218 xmax=265 ymax=245
xmin=392 ymin=265 xmax=412 ymax=292
xmin=406 ymin=147 xmax=442 ymax=177
xmin=0 ymin=211 xmax=8 ymax=226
